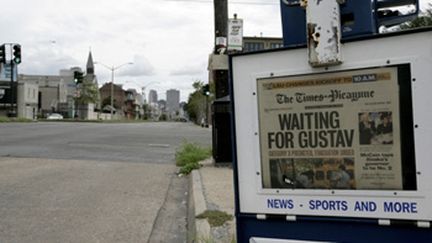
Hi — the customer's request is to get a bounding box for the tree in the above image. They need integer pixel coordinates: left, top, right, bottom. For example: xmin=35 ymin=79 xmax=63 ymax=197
xmin=185 ymin=80 xmax=214 ymax=124
xmin=75 ymin=81 xmax=100 ymax=105
xmin=400 ymin=5 xmax=432 ymax=29
xmin=142 ymin=104 xmax=149 ymax=120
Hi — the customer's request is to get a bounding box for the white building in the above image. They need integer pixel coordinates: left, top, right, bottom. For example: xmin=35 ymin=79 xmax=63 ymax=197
xmin=17 ymin=81 xmax=38 ymax=119
xmin=18 ymin=74 xmax=69 ymax=117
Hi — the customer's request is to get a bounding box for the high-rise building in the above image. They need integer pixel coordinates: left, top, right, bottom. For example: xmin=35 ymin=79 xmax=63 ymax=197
xmin=166 ymin=89 xmax=180 ymax=118
xmin=148 ymin=89 xmax=158 ymax=104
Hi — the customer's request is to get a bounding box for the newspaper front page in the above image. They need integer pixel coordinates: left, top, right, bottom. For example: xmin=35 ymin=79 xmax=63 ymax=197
xmin=257 ymin=67 xmax=402 ymax=190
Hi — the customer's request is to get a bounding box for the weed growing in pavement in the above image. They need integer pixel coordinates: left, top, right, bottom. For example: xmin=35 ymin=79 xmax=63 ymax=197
xmin=179 ymin=162 xmax=201 ymax=175
xmin=193 ymin=235 xmax=236 ymax=243
xmin=175 ymin=142 xmax=211 ymax=174
xmin=196 ymin=210 xmax=233 ymax=227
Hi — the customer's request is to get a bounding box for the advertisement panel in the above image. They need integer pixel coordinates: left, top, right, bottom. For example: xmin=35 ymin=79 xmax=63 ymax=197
xmin=0 ymin=63 xmax=17 ymax=81
xmin=258 ymin=67 xmax=403 ymax=191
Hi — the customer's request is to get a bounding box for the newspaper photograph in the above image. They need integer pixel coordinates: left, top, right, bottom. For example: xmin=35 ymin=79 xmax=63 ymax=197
xmin=257 ymin=67 xmax=402 ymax=190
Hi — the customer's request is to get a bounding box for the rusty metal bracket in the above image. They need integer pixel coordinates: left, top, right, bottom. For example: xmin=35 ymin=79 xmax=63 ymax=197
xmin=306 ymin=0 xmax=343 ymax=67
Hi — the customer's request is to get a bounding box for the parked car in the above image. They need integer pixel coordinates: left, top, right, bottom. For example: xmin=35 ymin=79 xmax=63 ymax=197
xmin=47 ymin=113 xmax=63 ymax=120
xmin=175 ymin=117 xmax=188 ymax=122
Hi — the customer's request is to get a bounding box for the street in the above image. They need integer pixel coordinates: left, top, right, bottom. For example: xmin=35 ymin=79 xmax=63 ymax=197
xmin=0 ymin=122 xmax=211 ymax=243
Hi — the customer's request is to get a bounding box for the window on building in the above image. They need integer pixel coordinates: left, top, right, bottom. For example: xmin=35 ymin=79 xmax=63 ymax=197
xmin=270 ymin=43 xmax=284 ymax=49
xmin=244 ymin=42 xmax=264 ymax=52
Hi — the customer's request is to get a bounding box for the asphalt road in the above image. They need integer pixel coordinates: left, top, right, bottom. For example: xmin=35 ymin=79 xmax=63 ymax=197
xmin=0 ymin=122 xmax=211 ymax=163
xmin=0 ymin=121 xmax=211 ymax=243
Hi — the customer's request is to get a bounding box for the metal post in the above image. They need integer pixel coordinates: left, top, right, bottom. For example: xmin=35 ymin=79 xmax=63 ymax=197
xmin=9 ymin=59 xmax=14 ymax=117
xmin=2 ymin=43 xmax=20 ymax=117
xmin=306 ymin=0 xmax=343 ymax=67
xmin=9 ymin=56 xmax=16 ymax=117
xmin=95 ymin=62 xmax=133 ymax=120
xmin=110 ymin=67 xmax=114 ymax=119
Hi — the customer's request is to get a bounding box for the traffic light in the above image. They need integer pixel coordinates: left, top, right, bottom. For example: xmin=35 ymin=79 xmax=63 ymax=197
xmin=73 ymin=71 xmax=84 ymax=84
xmin=202 ymin=84 xmax=210 ymax=96
xmin=0 ymin=45 xmax=6 ymax=64
xmin=12 ymin=44 xmax=21 ymax=64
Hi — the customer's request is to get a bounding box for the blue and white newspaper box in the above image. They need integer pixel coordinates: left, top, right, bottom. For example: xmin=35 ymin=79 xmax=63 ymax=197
xmin=230 ymin=28 xmax=432 ymax=242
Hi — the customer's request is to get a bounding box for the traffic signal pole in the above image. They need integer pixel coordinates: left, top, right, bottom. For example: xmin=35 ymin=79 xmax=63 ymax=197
xmin=9 ymin=60 xmax=15 ymax=117
xmin=2 ymin=43 xmax=22 ymax=117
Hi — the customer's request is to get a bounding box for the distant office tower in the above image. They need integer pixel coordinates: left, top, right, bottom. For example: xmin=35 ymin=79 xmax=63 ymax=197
xmin=158 ymin=99 xmax=166 ymax=112
xmin=166 ymin=89 xmax=180 ymax=117
xmin=148 ymin=89 xmax=158 ymax=104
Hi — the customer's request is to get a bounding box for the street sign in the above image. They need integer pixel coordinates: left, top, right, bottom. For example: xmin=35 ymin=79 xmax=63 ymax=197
xmin=0 ymin=63 xmax=17 ymax=81
xmin=230 ymin=29 xmax=432 ymax=242
xmin=228 ymin=17 xmax=243 ymax=51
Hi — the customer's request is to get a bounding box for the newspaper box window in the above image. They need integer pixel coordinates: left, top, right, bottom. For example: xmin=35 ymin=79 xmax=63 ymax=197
xmin=231 ymin=30 xmax=432 ymax=225
xmin=257 ymin=66 xmax=416 ymax=191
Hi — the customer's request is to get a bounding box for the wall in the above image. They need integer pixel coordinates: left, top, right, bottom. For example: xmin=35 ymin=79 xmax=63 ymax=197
xmin=17 ymin=81 xmax=38 ymax=119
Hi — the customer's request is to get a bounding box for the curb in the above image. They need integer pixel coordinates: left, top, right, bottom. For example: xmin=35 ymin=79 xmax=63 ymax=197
xmin=188 ymin=169 xmax=211 ymax=242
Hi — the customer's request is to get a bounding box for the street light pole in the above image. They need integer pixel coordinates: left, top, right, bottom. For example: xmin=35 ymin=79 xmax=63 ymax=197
xmin=141 ymin=81 xmax=159 ymax=104
xmin=95 ymin=61 xmax=133 ymax=119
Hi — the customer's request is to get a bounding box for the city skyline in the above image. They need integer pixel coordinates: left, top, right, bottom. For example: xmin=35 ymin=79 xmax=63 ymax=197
xmin=1 ymin=0 xmax=430 ymax=101
xmin=0 ymin=0 xmax=284 ymax=102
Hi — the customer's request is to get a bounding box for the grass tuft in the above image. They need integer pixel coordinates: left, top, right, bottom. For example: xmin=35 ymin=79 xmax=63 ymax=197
xmin=179 ymin=162 xmax=201 ymax=175
xmin=175 ymin=142 xmax=211 ymax=175
xmin=196 ymin=210 xmax=233 ymax=227
xmin=176 ymin=142 xmax=211 ymax=167
xmin=0 ymin=116 xmax=33 ymax=123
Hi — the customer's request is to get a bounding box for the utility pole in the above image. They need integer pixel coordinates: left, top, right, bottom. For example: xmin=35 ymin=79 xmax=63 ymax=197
xmin=214 ymin=0 xmax=227 ymax=51
xmin=211 ymin=0 xmax=232 ymax=163
xmin=213 ymin=0 xmax=229 ymax=98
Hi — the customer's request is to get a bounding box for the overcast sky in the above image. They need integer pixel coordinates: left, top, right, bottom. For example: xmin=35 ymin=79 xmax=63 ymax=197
xmin=1 ymin=0 xmax=431 ymax=101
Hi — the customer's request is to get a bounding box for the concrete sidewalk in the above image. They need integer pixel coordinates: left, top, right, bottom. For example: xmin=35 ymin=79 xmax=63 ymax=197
xmin=188 ymin=159 xmax=235 ymax=243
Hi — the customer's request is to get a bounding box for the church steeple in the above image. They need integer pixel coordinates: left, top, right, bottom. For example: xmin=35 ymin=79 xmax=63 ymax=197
xmin=86 ymin=50 xmax=94 ymax=75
